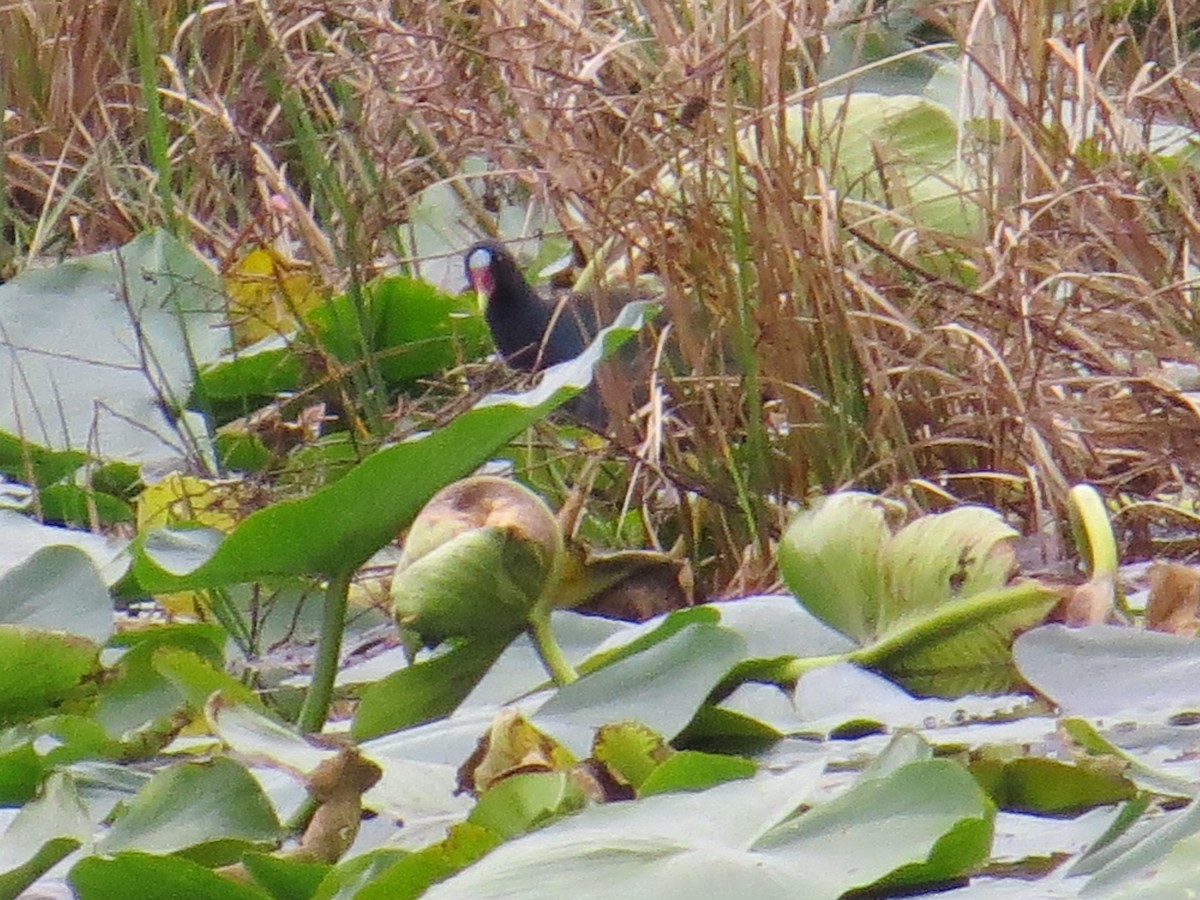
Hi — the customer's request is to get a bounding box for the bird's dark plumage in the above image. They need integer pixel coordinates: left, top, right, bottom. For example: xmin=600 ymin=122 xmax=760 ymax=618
xmin=465 ymin=241 xmax=598 ymax=371
xmin=466 ymin=240 xmax=607 ymax=425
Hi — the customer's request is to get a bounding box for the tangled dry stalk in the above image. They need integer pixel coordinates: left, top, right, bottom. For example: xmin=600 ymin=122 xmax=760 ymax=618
xmin=5 ymin=0 xmax=1200 ymax=590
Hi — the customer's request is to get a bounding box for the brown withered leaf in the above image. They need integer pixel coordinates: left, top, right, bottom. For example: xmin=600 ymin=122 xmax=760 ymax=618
xmin=1052 ymin=577 xmax=1116 ymax=627
xmin=1146 ymin=562 xmax=1200 ymax=636
xmin=294 ymin=749 xmax=383 ymax=863
xmin=457 ymin=708 xmax=575 ymax=796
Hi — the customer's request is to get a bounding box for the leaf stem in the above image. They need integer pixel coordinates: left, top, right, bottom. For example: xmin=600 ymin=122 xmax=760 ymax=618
xmin=297 ymin=570 xmax=352 ymax=733
xmin=528 ymin=612 xmax=577 ymax=685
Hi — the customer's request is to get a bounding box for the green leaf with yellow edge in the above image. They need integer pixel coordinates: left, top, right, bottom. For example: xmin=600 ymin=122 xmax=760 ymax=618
xmin=592 ymin=722 xmax=669 ymax=792
xmin=467 ymin=772 xmax=586 ymax=840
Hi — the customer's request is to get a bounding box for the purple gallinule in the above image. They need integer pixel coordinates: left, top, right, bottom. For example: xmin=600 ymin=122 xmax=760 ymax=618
xmin=466 ymin=240 xmax=610 ymax=426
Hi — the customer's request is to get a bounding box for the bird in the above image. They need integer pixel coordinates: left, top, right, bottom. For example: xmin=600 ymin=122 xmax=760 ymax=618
xmin=465 ymin=240 xmax=611 ymax=426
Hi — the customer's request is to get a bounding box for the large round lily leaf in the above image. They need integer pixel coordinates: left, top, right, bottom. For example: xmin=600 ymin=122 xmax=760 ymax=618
xmin=0 ymin=230 xmax=228 ymax=464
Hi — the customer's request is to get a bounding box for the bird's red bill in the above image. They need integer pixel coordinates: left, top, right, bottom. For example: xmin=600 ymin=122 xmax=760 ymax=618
xmin=469 ymin=265 xmax=495 ymax=295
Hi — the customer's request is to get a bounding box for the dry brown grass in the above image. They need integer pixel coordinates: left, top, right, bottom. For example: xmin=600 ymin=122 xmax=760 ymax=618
xmin=6 ymin=0 xmax=1200 ymax=592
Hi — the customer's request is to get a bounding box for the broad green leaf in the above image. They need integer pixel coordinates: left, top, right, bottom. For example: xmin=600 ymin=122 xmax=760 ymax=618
xmin=95 ymin=624 xmax=226 ymax=739
xmin=200 ymin=275 xmax=487 ymax=411
xmin=676 ymin=703 xmax=786 ymax=751
xmin=1106 ymin=831 xmax=1200 ymax=899
xmin=133 ymin=301 xmax=656 ymax=589
xmin=755 ymin=759 xmax=993 ymax=895
xmin=533 ymin=623 xmax=747 ymax=755
xmin=799 ymin=93 xmax=983 ymax=239
xmin=0 ymin=431 xmax=87 ymax=489
xmin=639 ymin=750 xmax=757 ymax=796
xmin=70 ymin=851 xmax=270 ymax=900
xmin=467 ymin=772 xmax=586 ymax=840
xmin=0 ymin=771 xmax=92 ymax=898
xmin=38 ymin=482 xmax=135 ymax=527
xmin=0 ymin=735 xmax=41 ymax=804
xmin=1060 ymin=718 xmax=1197 ymax=798
xmin=0 ymin=509 xmax=127 ymax=582
xmin=419 ymin=761 xmax=826 ymax=899
xmin=709 ymin=595 xmax=856 ymax=660
xmin=356 ymin=823 xmax=502 ymax=900
xmin=0 ymin=715 xmax=124 ymax=804
xmin=852 ymin=581 xmax=1061 ymax=697
xmin=98 ymin=757 xmax=282 ymax=862
xmin=1014 ymin=624 xmax=1200 ymax=716
xmin=1082 ymin=792 xmax=1200 ymax=896
xmin=201 ymin=340 xmax=302 ymax=403
xmin=242 ymin=851 xmax=331 ymax=900
xmin=0 ymin=230 xmax=227 ymax=463
xmin=0 ymin=626 xmax=100 ymax=725
xmin=971 ymin=757 xmax=1135 ymax=816
xmin=346 ymin=275 xmax=489 ymax=385
xmin=576 ymin=605 xmax=722 ymax=676
xmin=152 ymin=646 xmax=263 ymax=711
xmin=352 ymin=635 xmax=512 ymax=741
xmin=0 ymin=544 xmax=113 ymax=643
xmin=310 ymin=849 xmax=408 ymax=900
xmin=778 ymin=492 xmax=894 ymax=643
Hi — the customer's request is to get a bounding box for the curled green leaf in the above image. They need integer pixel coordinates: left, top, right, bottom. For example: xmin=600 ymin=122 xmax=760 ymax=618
xmin=392 ymin=477 xmax=563 ymax=645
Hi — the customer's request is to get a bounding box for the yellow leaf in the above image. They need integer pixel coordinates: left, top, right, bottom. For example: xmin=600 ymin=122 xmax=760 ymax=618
xmin=224 ymin=247 xmax=321 ymax=346
xmin=136 ymin=473 xmax=254 ymax=616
